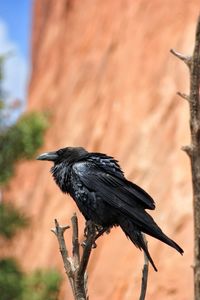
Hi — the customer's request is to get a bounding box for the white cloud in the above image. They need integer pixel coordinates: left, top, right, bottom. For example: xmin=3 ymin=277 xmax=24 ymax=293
xmin=0 ymin=19 xmax=29 ymax=120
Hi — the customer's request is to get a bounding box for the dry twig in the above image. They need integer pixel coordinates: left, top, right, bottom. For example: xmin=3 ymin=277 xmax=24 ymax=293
xmin=139 ymin=236 xmax=149 ymax=300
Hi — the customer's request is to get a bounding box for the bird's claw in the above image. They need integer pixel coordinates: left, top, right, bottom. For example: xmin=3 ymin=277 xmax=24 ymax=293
xmin=83 ymin=221 xmax=110 ymax=247
xmin=82 ymin=220 xmax=97 ymax=248
xmin=84 ymin=220 xmax=95 ymax=238
xmin=81 ymin=239 xmax=97 ymax=249
xmin=84 ymin=221 xmax=102 ymax=237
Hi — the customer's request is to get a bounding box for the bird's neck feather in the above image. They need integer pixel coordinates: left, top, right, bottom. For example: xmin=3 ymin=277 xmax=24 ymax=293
xmin=51 ymin=162 xmax=71 ymax=193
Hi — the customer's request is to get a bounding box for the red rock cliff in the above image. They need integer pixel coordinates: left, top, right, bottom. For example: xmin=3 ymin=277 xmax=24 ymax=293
xmin=5 ymin=0 xmax=199 ymax=299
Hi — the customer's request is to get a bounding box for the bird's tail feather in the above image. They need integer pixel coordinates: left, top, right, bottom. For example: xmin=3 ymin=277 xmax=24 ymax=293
xmin=118 ymin=217 xmax=158 ymax=271
xmin=140 ymin=221 xmax=184 ymax=255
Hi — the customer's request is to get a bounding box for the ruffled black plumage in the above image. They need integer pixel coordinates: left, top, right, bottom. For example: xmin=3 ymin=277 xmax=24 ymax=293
xmin=37 ymin=146 xmax=183 ymax=271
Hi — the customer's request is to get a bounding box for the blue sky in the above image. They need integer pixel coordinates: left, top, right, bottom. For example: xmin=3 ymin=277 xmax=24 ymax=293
xmin=0 ymin=0 xmax=32 ymax=113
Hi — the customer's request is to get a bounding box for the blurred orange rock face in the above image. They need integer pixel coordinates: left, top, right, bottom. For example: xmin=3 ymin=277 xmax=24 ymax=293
xmin=4 ymin=0 xmax=198 ymax=299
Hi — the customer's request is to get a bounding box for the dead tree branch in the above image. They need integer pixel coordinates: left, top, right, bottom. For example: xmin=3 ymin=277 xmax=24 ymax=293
xmin=51 ymin=214 xmax=97 ymax=300
xmin=51 ymin=220 xmax=75 ymax=294
xmin=170 ymin=48 xmax=192 ymax=68
xmin=139 ymin=236 xmax=149 ymax=300
xmin=52 ymin=214 xmax=150 ymax=299
xmin=171 ymin=15 xmax=200 ymax=300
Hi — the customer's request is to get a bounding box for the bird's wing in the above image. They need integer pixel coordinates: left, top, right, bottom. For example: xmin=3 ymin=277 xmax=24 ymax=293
xmin=85 ymin=153 xmax=155 ymax=210
xmin=86 ymin=153 xmax=125 ymax=179
xmin=72 ymin=161 xmax=155 ymax=211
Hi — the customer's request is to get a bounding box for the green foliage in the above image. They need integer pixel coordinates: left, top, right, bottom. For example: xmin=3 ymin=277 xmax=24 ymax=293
xmin=0 ymin=258 xmax=24 ymax=300
xmin=0 ymin=202 xmax=29 ymax=239
xmin=0 ymin=111 xmax=48 ymax=184
xmin=12 ymin=112 xmax=49 ymax=159
xmin=0 ymin=259 xmax=62 ymax=300
xmin=0 ymin=53 xmax=61 ymax=300
xmin=22 ymin=269 xmax=62 ymax=300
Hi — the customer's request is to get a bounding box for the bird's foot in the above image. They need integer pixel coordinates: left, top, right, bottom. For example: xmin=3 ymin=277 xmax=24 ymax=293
xmin=84 ymin=220 xmax=95 ymax=238
xmin=84 ymin=221 xmax=102 ymax=238
xmin=82 ymin=220 xmax=97 ymax=248
xmin=82 ymin=240 xmax=97 ymax=248
xmin=83 ymin=222 xmax=110 ymax=248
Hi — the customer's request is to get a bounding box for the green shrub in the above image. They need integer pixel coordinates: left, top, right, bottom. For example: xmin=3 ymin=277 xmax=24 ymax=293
xmin=0 ymin=202 xmax=29 ymax=239
xmin=22 ymin=269 xmax=62 ymax=300
xmin=0 ymin=259 xmax=62 ymax=300
xmin=0 ymin=111 xmax=48 ymax=184
xmin=0 ymin=258 xmax=24 ymax=300
xmin=13 ymin=112 xmax=48 ymax=159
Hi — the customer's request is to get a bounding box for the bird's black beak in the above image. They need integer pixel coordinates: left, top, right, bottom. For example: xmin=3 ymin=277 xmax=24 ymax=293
xmin=36 ymin=151 xmax=59 ymax=162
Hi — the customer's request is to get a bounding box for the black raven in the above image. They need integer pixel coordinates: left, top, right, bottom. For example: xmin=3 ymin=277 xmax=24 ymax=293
xmin=37 ymin=146 xmax=183 ymax=271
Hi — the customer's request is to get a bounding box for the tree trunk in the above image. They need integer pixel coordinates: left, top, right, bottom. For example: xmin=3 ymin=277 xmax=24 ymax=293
xmin=171 ymin=15 xmax=200 ymax=300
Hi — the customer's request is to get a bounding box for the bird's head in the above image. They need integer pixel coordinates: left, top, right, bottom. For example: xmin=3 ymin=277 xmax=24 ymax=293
xmin=37 ymin=147 xmax=88 ymax=192
xmin=36 ymin=146 xmax=88 ymax=165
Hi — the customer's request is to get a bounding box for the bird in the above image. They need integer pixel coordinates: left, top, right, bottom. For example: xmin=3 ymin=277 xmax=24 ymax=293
xmin=37 ymin=146 xmax=183 ymax=271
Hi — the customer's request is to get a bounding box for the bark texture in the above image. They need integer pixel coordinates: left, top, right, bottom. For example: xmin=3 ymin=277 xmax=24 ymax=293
xmin=171 ymin=15 xmax=200 ymax=300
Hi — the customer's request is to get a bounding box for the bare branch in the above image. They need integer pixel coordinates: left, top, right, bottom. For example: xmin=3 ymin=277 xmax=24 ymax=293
xmin=52 ymin=217 xmax=100 ymax=300
xmin=171 ymin=15 xmax=200 ymax=300
xmin=51 ymin=219 xmax=75 ymax=296
xmin=177 ymin=92 xmax=190 ymax=102
xmin=53 ymin=216 xmax=150 ymax=300
xmin=170 ymin=48 xmax=192 ymax=67
xmin=181 ymin=145 xmax=193 ymax=157
xmin=71 ymin=213 xmax=80 ymax=268
xmin=73 ymin=222 xmax=96 ymax=300
xmin=139 ymin=236 xmax=149 ymax=300
xmin=78 ymin=222 xmax=96 ymax=276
